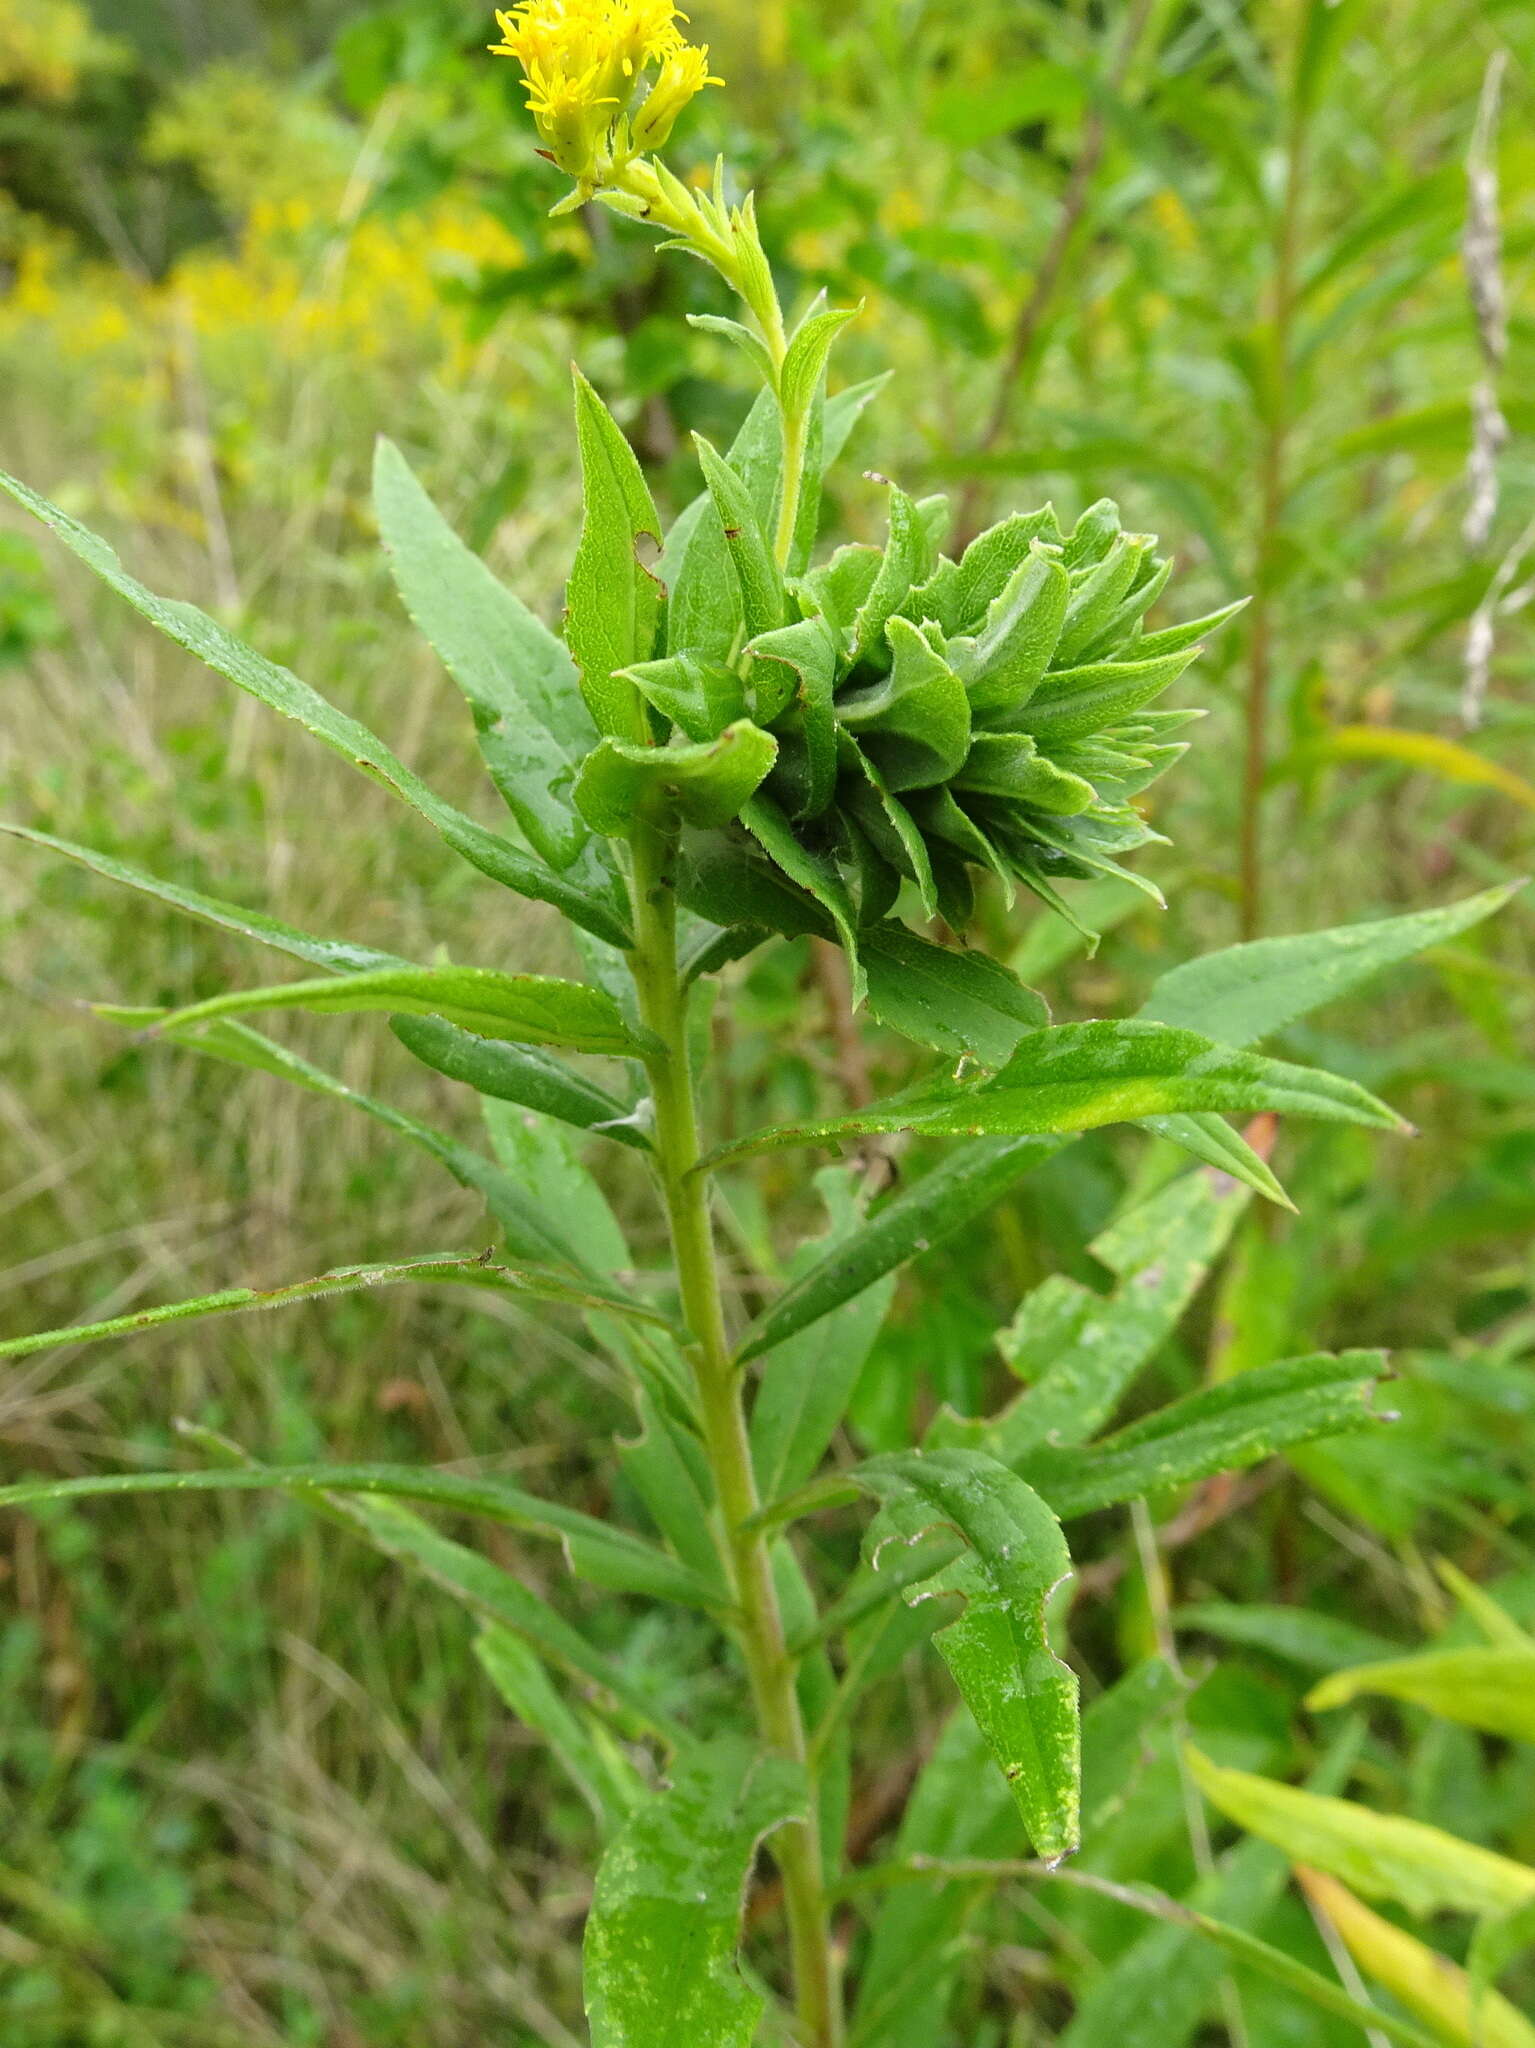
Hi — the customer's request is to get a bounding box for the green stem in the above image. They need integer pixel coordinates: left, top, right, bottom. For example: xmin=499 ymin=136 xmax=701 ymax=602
xmin=628 ymin=821 xmax=842 ymax=2048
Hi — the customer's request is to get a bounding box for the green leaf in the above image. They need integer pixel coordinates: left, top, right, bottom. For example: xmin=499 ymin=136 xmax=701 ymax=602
xmin=702 ymin=1021 xmax=1406 ymax=1168
xmin=740 ymin=792 xmax=864 ymax=1000
xmin=574 ymin=722 xmax=778 ymax=836
xmin=1307 ymin=1648 xmax=1535 ymax=1742
xmin=0 ymin=467 xmax=631 ymax=947
xmin=779 ymin=303 xmax=862 ymax=421
xmin=567 ymin=369 xmax=662 ymax=741
xmin=851 ymin=486 xmax=926 ymax=665
xmin=1186 ymin=1749 xmax=1535 ymax=1918
xmin=1013 ymin=646 xmax=1203 ymax=741
xmin=390 ymin=1015 xmax=649 ymax=1150
xmin=2 ymin=822 xmax=404 ymax=972
xmin=851 ymin=1449 xmax=1079 ymax=1860
xmin=746 ymin=613 xmax=841 ymax=810
xmin=1299 ymin=1869 xmax=1535 ymax=2048
xmin=750 ymin=1174 xmax=897 ymax=1502
xmin=1174 ymin=1604 xmax=1399 ymax=1675
xmin=735 ymin=1137 xmax=1059 ymax=1363
xmin=483 ymin=1098 xmax=632 ymax=1280
xmin=373 ymin=437 xmax=593 ymax=869
xmin=98 ymin=1003 xmax=611 ymax=1277
xmin=937 ymin=1162 xmax=1255 ymax=1464
xmin=837 ymin=616 xmax=972 ymax=792
xmin=150 ymin=963 xmax=653 ymax=1058
xmin=1022 ymin=1350 xmax=1391 ymax=1519
xmin=337 ymin=1495 xmax=679 ymax=1739
xmin=686 ymin=311 xmax=778 ymax=387
xmin=624 ymin=650 xmax=747 ymax=742
xmin=0 ymin=1251 xmax=665 ymax=1363
xmin=693 ymin=433 xmax=786 ymax=640
xmin=583 ymin=1739 xmax=807 ymax=2048
xmin=1135 ymin=1110 xmax=1291 ymax=1206
xmin=1139 ymin=883 xmax=1526 ymax=1045
xmin=0 ymin=1460 xmax=717 ymax=1609
xmin=475 ymin=1625 xmax=643 ymax=1832
xmin=862 ymin=925 xmax=1048 ymax=1067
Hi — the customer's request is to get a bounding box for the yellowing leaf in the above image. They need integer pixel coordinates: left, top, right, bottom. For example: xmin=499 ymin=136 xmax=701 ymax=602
xmin=1316 ymin=726 xmax=1535 ymax=813
xmin=1307 ymin=1648 xmax=1535 ymax=1743
xmin=1298 ymin=1869 xmax=1535 ymax=2048
xmin=1186 ymin=1750 xmax=1535 ymax=1919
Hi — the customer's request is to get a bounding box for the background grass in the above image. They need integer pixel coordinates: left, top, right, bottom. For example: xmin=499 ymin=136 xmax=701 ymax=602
xmin=2 ymin=0 xmax=1534 ymax=2039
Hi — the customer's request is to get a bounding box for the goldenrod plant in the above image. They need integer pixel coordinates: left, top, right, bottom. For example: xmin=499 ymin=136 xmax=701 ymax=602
xmin=0 ymin=8 xmax=1525 ymax=2043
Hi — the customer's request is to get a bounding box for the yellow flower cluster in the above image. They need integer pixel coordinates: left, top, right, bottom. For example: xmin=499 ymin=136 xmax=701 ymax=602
xmin=489 ymin=0 xmax=720 ymax=185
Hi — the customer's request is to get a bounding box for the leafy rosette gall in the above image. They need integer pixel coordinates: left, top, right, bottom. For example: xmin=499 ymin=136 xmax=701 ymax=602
xmin=611 ymin=486 xmax=1244 ymax=971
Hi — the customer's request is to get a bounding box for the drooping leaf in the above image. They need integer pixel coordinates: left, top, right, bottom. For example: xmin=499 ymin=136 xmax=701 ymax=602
xmin=0 ymin=1461 xmax=719 ymax=1610
xmin=1307 ymin=1647 xmax=1535 ymax=1743
xmin=583 ymin=1739 xmax=807 ymax=2048
xmin=1021 ymin=1350 xmax=1391 ymax=1518
xmin=0 ymin=468 xmax=632 ymax=946
xmin=475 ymin=1625 xmax=644 ymax=1833
xmin=373 ymin=437 xmax=594 ymax=868
xmin=702 ymin=1020 xmax=1405 ymax=1169
xmin=1187 ymin=1750 xmax=1535 ymax=1918
xmin=850 ymin=1449 xmax=1079 ymax=1860
xmin=1299 ymin=1869 xmax=1535 ymax=2048
xmin=741 ymin=792 xmax=864 ymax=998
xmin=862 ymin=924 xmax=1048 ymax=1066
xmin=483 ymin=1098 xmax=632 ymax=1281
xmin=568 ymin=369 xmax=662 ymax=741
xmin=0 ymin=1251 xmax=664 ymax=1363
xmin=734 ymin=1136 xmax=1058 ymax=1363
xmin=1140 ymin=883 xmax=1525 ymax=1045
xmin=150 ymin=963 xmax=654 ymax=1058
xmin=390 ymin=1015 xmax=649 ymax=1150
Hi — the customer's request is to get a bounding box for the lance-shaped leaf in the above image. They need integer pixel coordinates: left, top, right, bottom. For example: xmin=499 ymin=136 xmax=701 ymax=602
xmin=778 ymin=302 xmax=862 ymax=420
xmin=693 ymin=433 xmax=785 ymax=641
xmin=1307 ymin=1647 xmax=1535 ymax=1743
xmin=1015 ymin=644 xmax=1203 ymax=741
xmin=568 ymin=370 xmax=662 ymax=741
xmin=0 ymin=468 xmax=631 ymax=947
xmin=574 ymin=722 xmax=778 ymax=836
xmin=0 ymin=1460 xmax=718 ymax=1609
xmin=851 ymin=486 xmax=926 ymax=664
xmin=701 ymin=1020 xmax=1405 ymax=1168
xmin=390 ymin=1015 xmax=648 ymax=1150
xmin=1020 ymin=1350 xmax=1391 ymax=1518
xmin=862 ymin=923 xmax=1048 ymax=1067
xmin=339 ymin=1494 xmax=680 ymax=1739
xmin=947 ymin=541 xmax=1069 ymax=715
xmin=850 ymin=1449 xmax=1079 ymax=1860
xmin=149 ymin=963 xmax=654 ymax=1058
xmin=735 ymin=1136 xmax=1060 ymax=1363
xmin=583 ymin=1739 xmax=807 ymax=2048
xmin=1298 ymin=1869 xmax=1535 ymax=2048
xmin=0 ymin=1251 xmax=666 ymax=1363
xmin=475 ymin=1625 xmax=643 ymax=1834
xmin=741 ymin=792 xmax=864 ymax=1000
xmin=2 ymin=822 xmax=405 ymax=972
xmin=1187 ymin=1750 xmax=1535 ymax=1919
xmin=99 ymin=1004 xmax=608 ymax=1276
xmin=1140 ymin=882 xmax=1526 ymax=1045
xmin=373 ymin=438 xmax=594 ymax=869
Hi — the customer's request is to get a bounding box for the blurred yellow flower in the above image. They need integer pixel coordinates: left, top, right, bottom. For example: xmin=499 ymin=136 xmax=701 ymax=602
xmin=489 ymin=0 xmax=720 ymax=184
